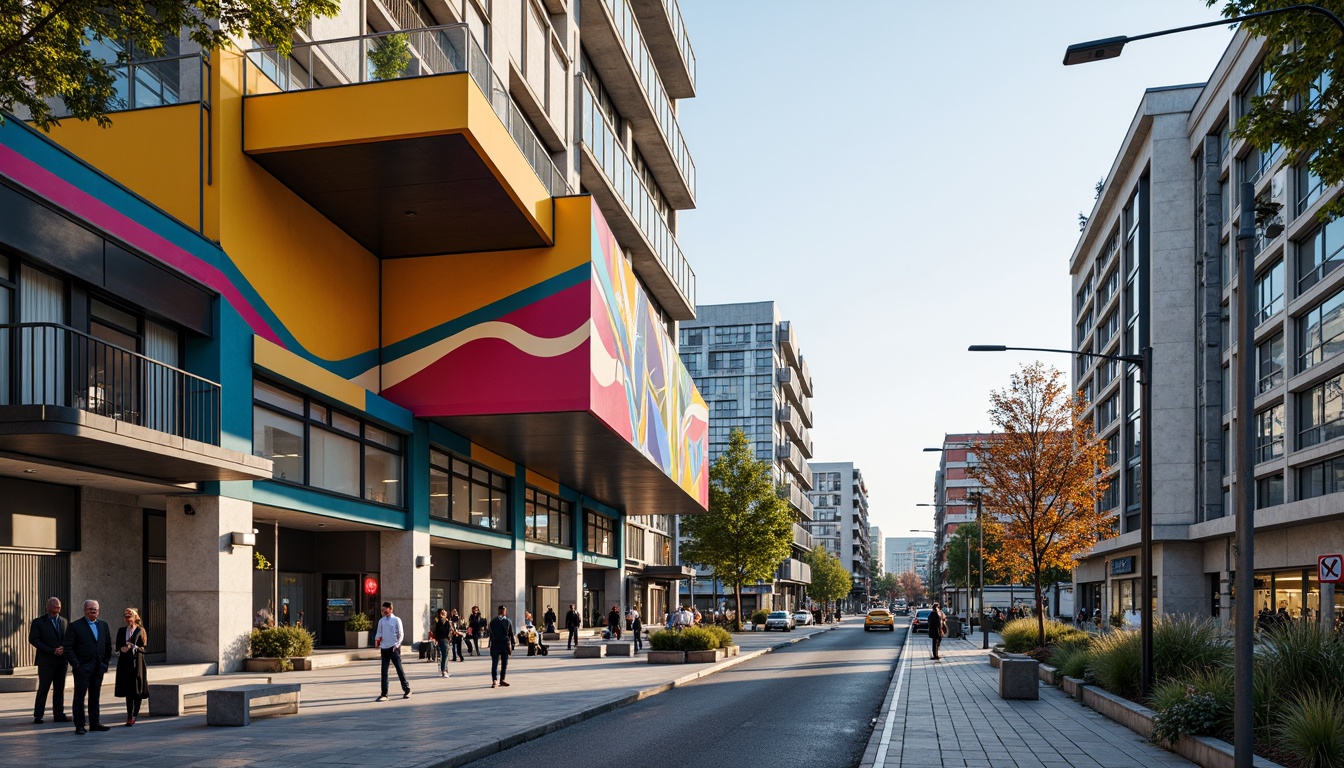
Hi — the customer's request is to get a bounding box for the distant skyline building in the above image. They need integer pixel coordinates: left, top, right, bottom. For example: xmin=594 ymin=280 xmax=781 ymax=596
xmin=808 ymin=462 xmax=870 ymax=608
xmin=678 ymin=301 xmax=815 ymax=612
xmin=885 ymin=537 xmax=935 ymax=584
xmin=869 ymin=525 xmax=884 ymax=575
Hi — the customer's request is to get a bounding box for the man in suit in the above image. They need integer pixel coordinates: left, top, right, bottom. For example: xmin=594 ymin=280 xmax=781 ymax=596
xmin=564 ymin=604 xmax=581 ymax=650
xmin=29 ymin=596 xmax=70 ymax=724
xmin=63 ymin=599 xmax=113 ymax=734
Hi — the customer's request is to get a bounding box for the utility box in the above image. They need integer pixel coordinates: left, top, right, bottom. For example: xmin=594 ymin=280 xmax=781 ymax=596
xmin=999 ymin=657 xmax=1040 ymax=700
xmin=945 ymin=616 xmax=962 ymax=639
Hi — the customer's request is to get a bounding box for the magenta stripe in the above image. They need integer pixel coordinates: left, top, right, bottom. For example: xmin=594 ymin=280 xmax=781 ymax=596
xmin=0 ymin=144 xmax=283 ymax=346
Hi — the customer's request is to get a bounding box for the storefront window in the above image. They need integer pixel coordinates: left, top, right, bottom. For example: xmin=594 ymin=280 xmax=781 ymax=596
xmin=1252 ymin=567 xmax=1343 ymax=625
xmin=525 ymin=487 xmax=572 ymax=546
xmin=584 ymin=511 xmax=615 ymax=556
xmin=428 ymin=449 xmax=511 ymax=532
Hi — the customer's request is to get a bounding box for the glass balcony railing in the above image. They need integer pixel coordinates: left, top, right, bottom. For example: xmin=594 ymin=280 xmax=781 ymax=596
xmin=0 ymin=323 xmax=221 ymax=444
xmin=661 ymin=0 xmax=696 ymax=89
xmin=51 ymin=52 xmax=210 ymax=119
xmin=243 ymin=25 xmax=569 ymax=197
xmin=579 ymin=77 xmax=696 ymax=306
xmin=600 ymin=0 xmax=696 ymax=195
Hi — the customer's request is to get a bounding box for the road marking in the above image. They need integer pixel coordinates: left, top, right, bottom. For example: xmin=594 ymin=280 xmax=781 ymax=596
xmin=874 ymin=628 xmax=911 ymax=765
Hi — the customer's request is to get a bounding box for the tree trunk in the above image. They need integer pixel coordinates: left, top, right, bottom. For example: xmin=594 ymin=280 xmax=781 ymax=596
xmin=1034 ymin=576 xmax=1046 ymax=648
xmin=734 ymin=583 xmax=743 ymax=632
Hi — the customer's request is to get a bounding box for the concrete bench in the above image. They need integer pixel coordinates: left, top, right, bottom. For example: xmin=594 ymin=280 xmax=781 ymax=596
xmin=999 ymin=658 xmax=1039 ymax=700
xmin=147 ymin=675 xmax=274 ymax=716
xmin=206 ymin=683 xmax=301 ymax=726
xmin=605 ymin=641 xmax=634 ymax=656
xmin=573 ymin=644 xmax=605 ymax=658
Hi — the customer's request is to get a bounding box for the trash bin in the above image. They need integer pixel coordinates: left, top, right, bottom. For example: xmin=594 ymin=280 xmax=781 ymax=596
xmin=945 ymin=616 xmax=962 ymax=639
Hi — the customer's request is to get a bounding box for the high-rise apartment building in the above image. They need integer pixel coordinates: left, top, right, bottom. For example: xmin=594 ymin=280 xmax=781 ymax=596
xmin=1069 ymin=28 xmax=1344 ymax=625
xmin=885 ymin=537 xmax=935 ymax=583
xmin=928 ymin=433 xmax=994 ymax=616
xmin=0 ymin=0 xmax=709 ymax=671
xmin=678 ymin=302 xmax=814 ymax=612
xmin=808 ymin=462 xmax=869 ymax=608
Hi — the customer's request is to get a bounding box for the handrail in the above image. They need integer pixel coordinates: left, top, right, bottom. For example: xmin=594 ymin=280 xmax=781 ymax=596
xmin=0 ymin=323 xmax=221 ymax=445
xmin=243 ymin=25 xmax=569 ymax=197
xmin=50 ymin=52 xmax=209 ymax=118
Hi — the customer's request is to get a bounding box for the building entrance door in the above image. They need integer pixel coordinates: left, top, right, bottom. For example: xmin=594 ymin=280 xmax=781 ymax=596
xmin=322 ymin=575 xmax=358 ymax=646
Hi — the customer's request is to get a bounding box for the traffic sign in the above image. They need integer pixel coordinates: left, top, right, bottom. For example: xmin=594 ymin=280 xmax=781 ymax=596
xmin=1320 ymin=554 xmax=1344 ymax=584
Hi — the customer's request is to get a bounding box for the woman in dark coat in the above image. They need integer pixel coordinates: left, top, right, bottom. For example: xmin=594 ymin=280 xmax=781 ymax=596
xmin=114 ymin=607 xmax=148 ymax=726
xmin=467 ymin=606 xmax=486 ymax=656
xmin=928 ymin=602 xmax=946 ymax=661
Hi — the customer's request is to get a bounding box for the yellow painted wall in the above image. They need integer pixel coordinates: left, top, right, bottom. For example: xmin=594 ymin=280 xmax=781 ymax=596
xmin=44 ymin=104 xmax=205 ymax=232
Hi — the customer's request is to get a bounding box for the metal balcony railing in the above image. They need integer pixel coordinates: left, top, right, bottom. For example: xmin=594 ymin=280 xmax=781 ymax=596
xmin=579 ymin=77 xmax=696 ymax=306
xmin=243 ymin=25 xmax=569 ymax=197
xmin=51 ymin=52 xmax=211 ymax=119
xmin=0 ymin=323 xmax=221 ymax=444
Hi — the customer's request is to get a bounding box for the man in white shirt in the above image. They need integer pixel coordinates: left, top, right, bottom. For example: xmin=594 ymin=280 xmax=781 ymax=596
xmin=374 ymin=601 xmax=411 ymax=701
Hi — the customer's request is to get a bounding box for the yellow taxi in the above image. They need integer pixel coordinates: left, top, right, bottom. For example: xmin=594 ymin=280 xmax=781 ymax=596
xmin=864 ymin=608 xmax=895 ymax=632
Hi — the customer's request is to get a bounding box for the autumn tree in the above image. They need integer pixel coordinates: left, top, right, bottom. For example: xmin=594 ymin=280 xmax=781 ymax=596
xmin=0 ymin=0 xmax=340 ymax=129
xmin=680 ymin=429 xmax=794 ymax=631
xmin=944 ymin=518 xmax=1013 ymax=601
xmin=1211 ymin=0 xmax=1344 ymax=221
xmin=803 ymin=547 xmax=852 ymax=613
xmin=968 ymin=362 xmax=1112 ymax=647
xmin=897 ymin=571 xmax=924 ymax=605
xmin=872 ymin=572 xmax=900 ymax=602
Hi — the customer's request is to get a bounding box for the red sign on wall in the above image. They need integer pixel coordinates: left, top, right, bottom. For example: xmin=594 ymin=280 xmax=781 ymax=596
xmin=363 ymin=577 xmax=379 ymax=596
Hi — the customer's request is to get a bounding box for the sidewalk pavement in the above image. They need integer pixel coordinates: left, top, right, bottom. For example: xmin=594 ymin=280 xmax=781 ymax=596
xmin=2 ymin=624 xmax=835 ymax=767
xmin=859 ymin=629 xmax=1193 ymax=768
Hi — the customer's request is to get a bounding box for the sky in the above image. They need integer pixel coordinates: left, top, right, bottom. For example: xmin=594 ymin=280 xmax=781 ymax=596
xmin=674 ymin=1 xmax=1240 ymax=545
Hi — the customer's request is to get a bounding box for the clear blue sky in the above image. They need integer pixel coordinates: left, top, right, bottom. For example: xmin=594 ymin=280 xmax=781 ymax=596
xmin=675 ymin=2 xmax=1238 ymax=543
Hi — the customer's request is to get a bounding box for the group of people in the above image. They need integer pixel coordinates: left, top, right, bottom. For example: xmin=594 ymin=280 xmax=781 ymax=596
xmin=378 ymin=601 xmax=529 ymax=693
xmin=30 ymin=597 xmax=150 ymax=734
xmin=665 ymin=605 xmax=700 ymax=630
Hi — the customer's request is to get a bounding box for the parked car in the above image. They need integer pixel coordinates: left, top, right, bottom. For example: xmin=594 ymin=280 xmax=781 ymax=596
xmin=793 ymin=611 xmax=814 ymax=626
xmin=763 ymin=611 xmax=795 ymax=631
xmin=912 ymin=608 xmax=933 ymax=633
xmin=864 ymin=609 xmax=895 ymax=632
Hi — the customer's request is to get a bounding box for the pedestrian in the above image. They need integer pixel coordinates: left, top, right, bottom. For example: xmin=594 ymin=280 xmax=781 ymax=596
xmin=629 ymin=606 xmax=643 ymax=652
xmin=1076 ymin=607 xmax=1086 ymax=626
xmin=63 ymin=599 xmax=112 ymax=734
xmin=543 ymin=605 xmax=557 ymax=634
xmin=564 ymin=604 xmax=581 ymax=649
xmin=373 ymin=601 xmax=412 ymax=701
xmin=29 ymin=596 xmax=69 ymax=725
xmin=692 ymin=607 xmax=702 ymax=626
xmin=431 ymin=608 xmax=452 ymax=677
xmin=522 ymin=611 xmax=540 ymax=656
xmin=448 ymin=609 xmax=466 ymax=663
xmin=929 ymin=602 xmax=946 ymax=660
xmin=468 ymin=606 xmax=486 ymax=656
xmin=114 ymin=607 xmax=148 ymax=726
xmin=607 ymin=605 xmax=621 ymax=640
xmin=487 ymin=605 xmax=516 ymax=688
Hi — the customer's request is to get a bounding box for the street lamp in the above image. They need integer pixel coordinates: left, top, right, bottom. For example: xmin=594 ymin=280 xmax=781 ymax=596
xmin=1063 ymin=9 xmax=1344 ymax=766
xmin=970 ymin=343 xmax=1153 ymax=696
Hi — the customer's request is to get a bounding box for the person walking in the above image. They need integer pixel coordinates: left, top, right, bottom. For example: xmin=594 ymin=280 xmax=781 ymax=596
xmin=374 ymin=601 xmax=412 ymax=701
xmin=29 ymin=596 xmax=69 ymax=725
xmin=467 ymin=606 xmax=486 ymax=656
xmin=929 ymin=602 xmax=946 ymax=661
xmin=114 ymin=607 xmax=148 ymax=726
xmin=431 ymin=608 xmax=452 ymax=678
xmin=606 ymin=605 xmax=621 ymax=640
xmin=448 ymin=609 xmax=466 ymax=663
xmin=543 ymin=606 xmax=557 ymax=634
xmin=628 ymin=606 xmax=643 ymax=653
xmin=487 ymin=605 xmax=516 ymax=688
xmin=564 ymin=604 xmax=581 ymax=650
xmin=63 ymin=599 xmax=112 ymax=734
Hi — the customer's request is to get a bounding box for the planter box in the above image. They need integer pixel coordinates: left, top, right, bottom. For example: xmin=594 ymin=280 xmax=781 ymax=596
xmin=724 ymin=645 xmax=739 ymax=657
xmin=1038 ymin=663 xmax=1059 ymax=686
xmin=646 ymin=650 xmax=686 ymax=664
xmin=345 ymin=630 xmax=369 ymax=648
xmin=243 ymin=657 xmax=311 ymax=673
xmin=1060 ymin=675 xmax=1085 ymax=701
xmin=685 ymin=648 xmax=725 ymax=663
xmin=999 ymin=658 xmax=1039 ymax=700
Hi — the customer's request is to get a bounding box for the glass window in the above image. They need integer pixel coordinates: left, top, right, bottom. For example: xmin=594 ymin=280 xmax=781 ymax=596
xmin=1297 ymin=372 xmax=1344 ymax=449
xmin=253 ymin=407 xmax=304 ymax=483
xmin=365 ymin=444 xmax=402 ymax=505
xmin=679 ymin=327 xmax=704 ymax=347
xmin=429 ymin=449 xmax=510 ymax=531
xmin=1297 ymin=287 xmax=1344 ymax=373
xmin=1256 ymin=331 xmax=1284 ymax=393
xmin=1255 ymin=403 xmax=1285 ymax=464
xmin=585 ymin=511 xmax=615 ymax=556
xmin=1298 ymin=454 xmax=1344 ymax=500
xmin=1256 ymin=474 xmax=1284 ymax=510
xmin=525 ymin=487 xmax=572 ymax=546
xmin=1254 ymin=260 xmax=1284 ymax=325
xmin=309 ymin=427 xmax=360 ymax=497
xmin=756 ymin=323 xmax=773 ymax=342
xmin=1297 ymin=157 xmax=1324 ymax=217
xmin=712 ymin=325 xmax=751 ymax=345
xmin=1296 ymin=217 xmax=1344 ymax=295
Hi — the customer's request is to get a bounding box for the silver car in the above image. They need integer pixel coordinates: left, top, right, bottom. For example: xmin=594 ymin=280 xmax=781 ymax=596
xmin=763 ymin=610 xmax=795 ymax=631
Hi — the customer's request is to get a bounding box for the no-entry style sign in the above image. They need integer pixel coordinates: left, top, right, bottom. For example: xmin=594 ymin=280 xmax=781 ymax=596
xmin=1320 ymin=554 xmax=1344 ymax=584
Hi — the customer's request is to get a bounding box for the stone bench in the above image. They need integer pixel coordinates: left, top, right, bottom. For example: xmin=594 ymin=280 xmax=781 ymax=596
xmin=573 ymin=644 xmax=605 ymax=658
xmin=206 ymin=683 xmax=301 ymax=726
xmin=147 ymin=675 xmax=274 ymax=717
xmin=999 ymin=657 xmax=1039 ymax=700
xmin=605 ymin=641 xmax=634 ymax=656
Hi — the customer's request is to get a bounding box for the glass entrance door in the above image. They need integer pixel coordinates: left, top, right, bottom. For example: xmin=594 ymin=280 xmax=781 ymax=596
xmin=322 ymin=575 xmax=358 ymax=646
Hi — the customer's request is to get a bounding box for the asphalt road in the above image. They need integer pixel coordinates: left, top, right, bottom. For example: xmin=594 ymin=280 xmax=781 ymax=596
xmin=465 ymin=620 xmax=908 ymax=768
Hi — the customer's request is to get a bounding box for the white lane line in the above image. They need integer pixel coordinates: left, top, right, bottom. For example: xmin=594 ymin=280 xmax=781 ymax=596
xmin=874 ymin=628 xmax=912 ymax=765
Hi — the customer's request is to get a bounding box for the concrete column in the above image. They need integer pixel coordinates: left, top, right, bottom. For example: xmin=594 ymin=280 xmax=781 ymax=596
xmin=604 ymin=566 xmax=625 ymax=617
xmin=70 ymin=489 xmax=142 ymax=630
xmin=380 ymin=530 xmax=430 ymax=648
xmin=558 ymin=558 xmax=582 ymax=622
xmin=165 ymin=495 xmax=253 ymax=672
xmin=490 ymin=548 xmax=526 ymax=625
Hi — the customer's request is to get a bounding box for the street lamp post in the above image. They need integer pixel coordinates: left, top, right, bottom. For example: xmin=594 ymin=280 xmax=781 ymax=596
xmin=972 ymin=492 xmax=988 ymax=649
xmin=1063 ymin=10 xmax=1344 ymax=765
xmin=970 ymin=343 xmax=1152 ymax=697
xmin=917 ymin=497 xmax=977 ymax=641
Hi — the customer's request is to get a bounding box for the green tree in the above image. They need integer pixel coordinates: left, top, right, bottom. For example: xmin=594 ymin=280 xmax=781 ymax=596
xmin=368 ymin=32 xmax=411 ymax=81
xmin=680 ymin=429 xmax=794 ymax=631
xmin=1211 ymin=0 xmax=1344 ymax=221
xmin=0 ymin=0 xmax=340 ymax=129
xmin=803 ymin=547 xmax=852 ymax=612
xmin=872 ymin=572 xmax=900 ymax=602
xmin=944 ymin=518 xmax=1011 ymax=595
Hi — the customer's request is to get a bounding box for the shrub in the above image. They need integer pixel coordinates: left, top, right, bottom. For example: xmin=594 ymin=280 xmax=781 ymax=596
xmin=1256 ymin=622 xmax=1344 ymax=746
xmin=1000 ymin=618 xmax=1088 ymax=653
xmin=1086 ymin=627 xmax=1141 ymax=699
xmin=750 ymin=610 xmax=770 ymax=626
xmin=250 ymin=625 xmax=315 ymax=660
xmin=1152 ymin=692 xmax=1226 ymax=746
xmin=1152 ymin=615 xmax=1230 ymax=682
xmin=1149 ymin=667 xmax=1233 ymax=744
xmin=1049 ymin=636 xmax=1093 ymax=680
xmin=649 ymin=629 xmax=681 ymax=651
xmin=1276 ymin=690 xmax=1344 ymax=768
xmin=344 ymin=612 xmax=372 ymax=632
xmin=680 ymin=626 xmax=716 ymax=651
xmin=705 ymin=625 xmax=735 ymax=648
